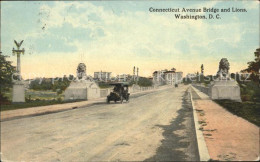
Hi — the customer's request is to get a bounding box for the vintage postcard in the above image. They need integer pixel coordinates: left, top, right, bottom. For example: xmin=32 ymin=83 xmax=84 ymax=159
xmin=0 ymin=0 xmax=259 ymax=161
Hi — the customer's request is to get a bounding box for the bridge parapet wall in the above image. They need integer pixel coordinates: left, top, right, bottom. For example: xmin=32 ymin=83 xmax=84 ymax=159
xmin=192 ymin=84 xmax=210 ymax=96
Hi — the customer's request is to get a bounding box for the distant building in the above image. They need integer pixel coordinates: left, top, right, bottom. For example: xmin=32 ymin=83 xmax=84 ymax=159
xmin=117 ymin=74 xmax=132 ymax=82
xmin=164 ymin=69 xmax=176 ymax=85
xmin=153 ymin=68 xmax=183 ymax=85
xmin=94 ymin=71 xmax=111 ymax=81
xmin=153 ymin=70 xmax=167 ymax=85
xmin=174 ymin=72 xmax=183 ymax=84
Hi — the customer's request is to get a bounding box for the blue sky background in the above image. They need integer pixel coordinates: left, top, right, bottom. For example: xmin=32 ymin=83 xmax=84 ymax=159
xmin=1 ymin=1 xmax=259 ymax=78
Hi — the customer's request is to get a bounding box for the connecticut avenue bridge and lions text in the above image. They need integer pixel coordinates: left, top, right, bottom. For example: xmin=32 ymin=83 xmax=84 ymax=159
xmin=149 ymin=7 xmax=247 ymax=13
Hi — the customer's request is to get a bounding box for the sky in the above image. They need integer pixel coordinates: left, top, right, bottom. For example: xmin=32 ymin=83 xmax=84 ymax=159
xmin=1 ymin=1 xmax=259 ymax=79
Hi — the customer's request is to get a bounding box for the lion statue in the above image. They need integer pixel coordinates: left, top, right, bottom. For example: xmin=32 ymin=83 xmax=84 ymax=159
xmin=217 ymin=58 xmax=230 ymax=79
xmin=77 ymin=63 xmax=87 ymax=80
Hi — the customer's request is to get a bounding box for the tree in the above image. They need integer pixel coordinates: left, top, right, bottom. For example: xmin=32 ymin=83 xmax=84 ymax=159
xmin=0 ymin=52 xmax=16 ymax=103
xmin=242 ymin=48 xmax=260 ymax=84
xmin=137 ymin=77 xmax=153 ymax=87
xmin=29 ymin=76 xmax=71 ymax=93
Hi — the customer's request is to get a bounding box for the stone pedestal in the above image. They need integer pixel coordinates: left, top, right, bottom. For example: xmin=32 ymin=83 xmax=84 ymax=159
xmin=64 ymin=80 xmax=100 ymax=101
xmin=12 ymin=81 xmax=25 ymax=103
xmin=209 ymin=80 xmax=241 ymax=102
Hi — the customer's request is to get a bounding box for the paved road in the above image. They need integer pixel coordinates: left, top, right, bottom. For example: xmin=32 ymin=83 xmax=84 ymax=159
xmin=1 ymin=85 xmax=199 ymax=161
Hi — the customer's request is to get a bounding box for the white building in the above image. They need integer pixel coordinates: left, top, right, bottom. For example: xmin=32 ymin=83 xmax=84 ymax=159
xmin=164 ymin=70 xmax=176 ymax=85
xmin=153 ymin=70 xmax=167 ymax=85
xmin=153 ymin=68 xmax=183 ymax=85
xmin=94 ymin=71 xmax=111 ymax=81
xmin=117 ymin=74 xmax=132 ymax=82
xmin=174 ymin=72 xmax=183 ymax=84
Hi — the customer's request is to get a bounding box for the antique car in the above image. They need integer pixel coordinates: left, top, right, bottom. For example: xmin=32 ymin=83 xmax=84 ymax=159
xmin=107 ymin=82 xmax=130 ymax=103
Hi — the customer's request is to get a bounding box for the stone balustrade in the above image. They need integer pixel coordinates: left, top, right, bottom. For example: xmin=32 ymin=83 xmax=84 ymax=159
xmin=192 ymin=84 xmax=210 ymax=96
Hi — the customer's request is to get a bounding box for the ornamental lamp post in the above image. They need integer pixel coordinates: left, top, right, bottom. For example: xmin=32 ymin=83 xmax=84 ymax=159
xmin=12 ymin=40 xmax=25 ymax=103
xmin=12 ymin=40 xmax=25 ymax=80
xmin=133 ymin=66 xmax=135 ymax=81
xmin=137 ymin=67 xmax=139 ymax=82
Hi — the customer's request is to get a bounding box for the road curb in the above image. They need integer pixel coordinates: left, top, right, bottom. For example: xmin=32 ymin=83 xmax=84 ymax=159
xmin=189 ymin=85 xmax=211 ymax=161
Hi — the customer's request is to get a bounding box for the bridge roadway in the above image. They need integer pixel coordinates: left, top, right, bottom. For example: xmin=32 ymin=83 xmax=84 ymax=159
xmin=1 ymin=85 xmax=199 ymax=161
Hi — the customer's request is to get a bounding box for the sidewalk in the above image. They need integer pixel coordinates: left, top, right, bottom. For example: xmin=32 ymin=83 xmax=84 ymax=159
xmin=1 ymin=85 xmax=172 ymax=122
xmin=191 ymin=86 xmax=259 ymax=161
